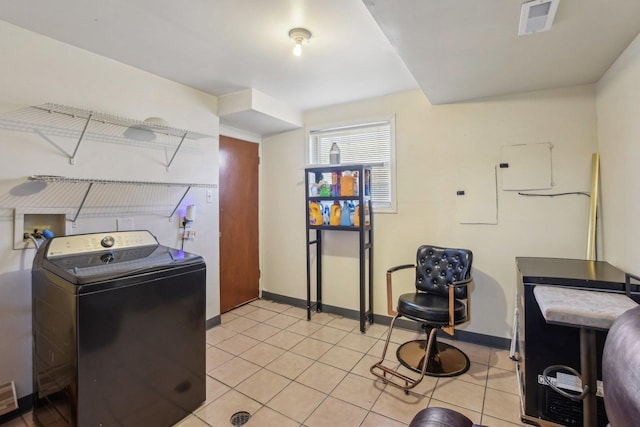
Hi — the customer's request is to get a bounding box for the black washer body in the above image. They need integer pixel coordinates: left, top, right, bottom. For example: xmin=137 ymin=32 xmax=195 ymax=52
xmin=32 ymin=231 xmax=206 ymax=427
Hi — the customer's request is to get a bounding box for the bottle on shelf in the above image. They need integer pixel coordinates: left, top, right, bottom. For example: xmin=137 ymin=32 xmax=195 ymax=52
xmin=332 ymin=172 xmax=340 ymax=196
xmin=354 ymin=172 xmax=359 ymax=196
xmin=309 ymin=201 xmax=323 ymax=225
xmin=354 ymin=203 xmax=360 ymax=227
xmin=349 ymin=202 xmax=355 ymax=225
xmin=310 ymin=171 xmax=324 ymax=196
xmin=340 ymin=172 xmax=355 ymax=196
xmin=329 ymin=143 xmax=341 ymax=165
xmin=340 ymin=201 xmax=351 ymax=226
xmin=322 ymin=203 xmax=330 ymax=225
xmin=330 ymin=201 xmax=341 ymax=226
xmin=364 ymin=169 xmax=370 ymax=196
xmin=319 ymin=182 xmax=331 ymax=197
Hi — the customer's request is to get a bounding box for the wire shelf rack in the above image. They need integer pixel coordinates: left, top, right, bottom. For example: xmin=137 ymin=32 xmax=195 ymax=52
xmin=0 ymin=176 xmax=217 ymax=222
xmin=0 ymin=103 xmax=213 ymax=169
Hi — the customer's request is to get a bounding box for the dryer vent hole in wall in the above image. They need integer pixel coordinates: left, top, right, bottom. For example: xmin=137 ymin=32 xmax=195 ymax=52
xmin=230 ymin=411 xmax=251 ymax=426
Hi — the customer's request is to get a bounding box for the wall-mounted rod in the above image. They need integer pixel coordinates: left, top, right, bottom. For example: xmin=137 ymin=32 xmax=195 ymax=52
xmin=586 ymin=153 xmax=599 ymax=261
xmin=69 ymin=182 xmax=93 ymax=224
xmin=70 ymin=113 xmax=93 ymax=165
xmin=166 ymin=132 xmax=188 ymax=171
xmin=169 ymin=186 xmax=192 ymax=219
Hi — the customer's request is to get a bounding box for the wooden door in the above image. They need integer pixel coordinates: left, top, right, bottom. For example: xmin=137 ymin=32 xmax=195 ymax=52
xmin=219 ymin=135 xmax=260 ymax=312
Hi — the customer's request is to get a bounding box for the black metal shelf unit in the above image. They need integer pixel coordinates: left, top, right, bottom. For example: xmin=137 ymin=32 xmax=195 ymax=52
xmin=305 ymin=164 xmax=374 ymax=332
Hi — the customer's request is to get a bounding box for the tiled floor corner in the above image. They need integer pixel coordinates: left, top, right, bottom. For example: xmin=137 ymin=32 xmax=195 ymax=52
xmin=4 ymin=299 xmax=527 ymax=427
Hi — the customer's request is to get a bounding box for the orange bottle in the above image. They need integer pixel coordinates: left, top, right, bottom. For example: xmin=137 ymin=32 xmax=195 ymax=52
xmin=340 ymin=173 xmax=355 ymax=196
xmin=329 ymin=202 xmax=341 ymax=226
xmin=354 ymin=204 xmax=360 ymax=227
xmin=309 ymin=202 xmax=323 ymax=225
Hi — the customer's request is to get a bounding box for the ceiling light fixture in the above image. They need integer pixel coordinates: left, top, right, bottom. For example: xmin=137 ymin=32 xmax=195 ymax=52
xmin=289 ymin=28 xmax=311 ymax=57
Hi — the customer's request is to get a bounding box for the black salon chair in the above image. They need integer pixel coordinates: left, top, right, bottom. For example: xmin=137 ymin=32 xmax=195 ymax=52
xmin=602 ymin=304 xmax=640 ymax=427
xmin=371 ymin=245 xmax=473 ymax=391
xmin=409 ymin=407 xmax=484 ymax=427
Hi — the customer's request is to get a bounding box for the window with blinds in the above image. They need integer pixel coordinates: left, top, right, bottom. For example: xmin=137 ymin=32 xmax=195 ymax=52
xmin=308 ymin=120 xmax=395 ymax=210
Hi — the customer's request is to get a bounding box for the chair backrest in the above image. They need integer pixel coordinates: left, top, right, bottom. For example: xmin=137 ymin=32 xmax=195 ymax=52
xmin=415 ymin=245 xmax=472 ymax=299
xmin=603 ymin=305 xmax=640 ymax=427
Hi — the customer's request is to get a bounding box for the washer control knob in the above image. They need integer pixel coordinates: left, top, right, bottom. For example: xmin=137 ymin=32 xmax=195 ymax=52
xmin=101 ymin=236 xmax=115 ymax=248
xmin=100 ymin=253 xmax=115 ymax=263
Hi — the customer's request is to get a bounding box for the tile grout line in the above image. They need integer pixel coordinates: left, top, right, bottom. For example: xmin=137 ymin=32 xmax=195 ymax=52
xmin=202 ymin=301 xmax=521 ymax=427
xmin=221 ymin=311 xmax=393 ymax=425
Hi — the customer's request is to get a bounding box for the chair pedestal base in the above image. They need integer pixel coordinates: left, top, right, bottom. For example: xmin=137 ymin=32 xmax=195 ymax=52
xmin=397 ymin=339 xmax=470 ymax=377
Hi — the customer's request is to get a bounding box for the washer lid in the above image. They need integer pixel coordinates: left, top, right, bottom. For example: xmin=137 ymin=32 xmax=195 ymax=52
xmin=39 ymin=231 xmax=204 ymax=285
xmin=45 ymin=245 xmax=203 ymax=284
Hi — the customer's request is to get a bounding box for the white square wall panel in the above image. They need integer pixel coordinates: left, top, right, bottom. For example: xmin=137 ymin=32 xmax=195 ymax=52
xmin=456 ymin=165 xmax=498 ymax=224
xmin=501 ymin=143 xmax=553 ymax=191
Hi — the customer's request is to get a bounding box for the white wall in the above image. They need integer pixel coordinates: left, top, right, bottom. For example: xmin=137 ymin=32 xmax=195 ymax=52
xmin=262 ymin=86 xmax=598 ymax=340
xmin=0 ymin=21 xmax=220 ymax=399
xmin=596 ymin=32 xmax=640 ymax=275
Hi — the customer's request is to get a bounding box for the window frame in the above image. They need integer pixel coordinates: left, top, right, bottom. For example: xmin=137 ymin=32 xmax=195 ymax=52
xmin=306 ymin=116 xmax=397 ymax=213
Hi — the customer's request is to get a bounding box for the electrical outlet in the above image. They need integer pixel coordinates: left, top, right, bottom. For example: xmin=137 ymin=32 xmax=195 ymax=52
xmin=181 ymin=230 xmax=196 ymax=240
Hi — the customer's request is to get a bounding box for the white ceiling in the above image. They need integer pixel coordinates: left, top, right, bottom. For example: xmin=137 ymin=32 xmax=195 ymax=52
xmin=1 ymin=0 xmax=639 ymax=134
xmin=365 ymin=0 xmax=640 ymax=105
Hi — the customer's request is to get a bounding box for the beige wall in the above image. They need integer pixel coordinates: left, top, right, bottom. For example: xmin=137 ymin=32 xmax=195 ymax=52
xmin=596 ymin=32 xmax=640 ymax=275
xmin=0 ymin=21 xmax=220 ymax=398
xmin=4 ymin=12 xmax=634 ymax=403
xmin=261 ymin=86 xmax=598 ymax=340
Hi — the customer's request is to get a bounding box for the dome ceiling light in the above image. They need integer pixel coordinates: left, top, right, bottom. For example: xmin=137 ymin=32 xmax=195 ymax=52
xmin=289 ymin=27 xmax=312 ymax=57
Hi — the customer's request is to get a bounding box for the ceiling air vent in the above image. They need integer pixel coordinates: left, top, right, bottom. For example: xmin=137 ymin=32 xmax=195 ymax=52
xmin=518 ymin=0 xmax=559 ymax=36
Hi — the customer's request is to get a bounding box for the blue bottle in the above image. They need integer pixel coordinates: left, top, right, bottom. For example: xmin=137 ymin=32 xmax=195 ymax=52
xmin=340 ymin=201 xmax=351 ymax=226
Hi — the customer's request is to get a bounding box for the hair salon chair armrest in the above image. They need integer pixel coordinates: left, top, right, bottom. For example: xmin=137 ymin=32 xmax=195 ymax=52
xmin=386 ymin=264 xmax=416 ymax=315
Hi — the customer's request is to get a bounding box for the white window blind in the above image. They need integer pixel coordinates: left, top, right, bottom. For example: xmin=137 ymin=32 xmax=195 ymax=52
xmin=309 ymin=121 xmax=394 ymax=210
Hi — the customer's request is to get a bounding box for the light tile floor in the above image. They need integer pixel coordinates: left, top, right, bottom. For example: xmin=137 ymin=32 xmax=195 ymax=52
xmin=3 ymin=299 xmax=528 ymax=427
